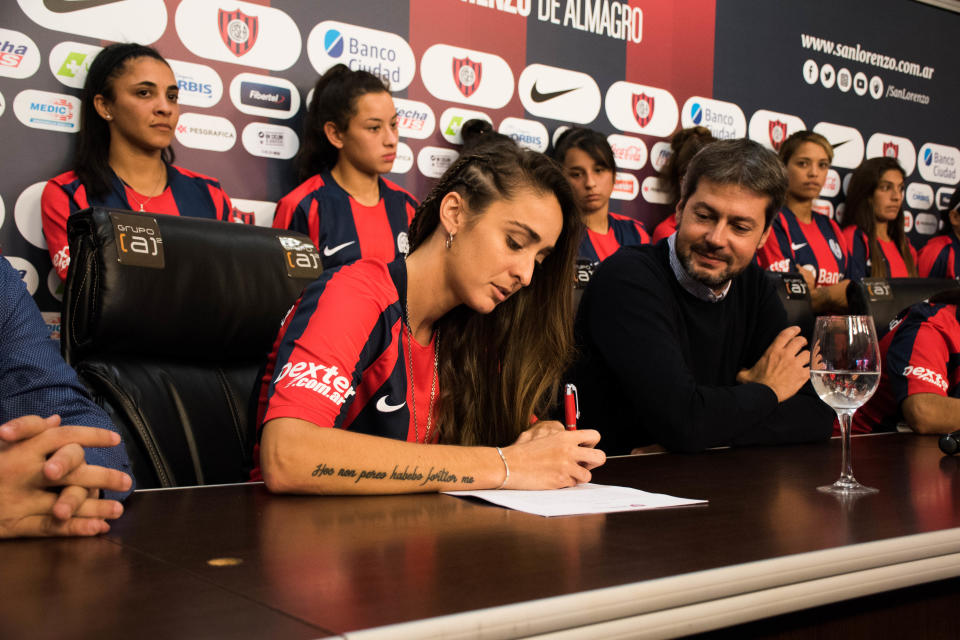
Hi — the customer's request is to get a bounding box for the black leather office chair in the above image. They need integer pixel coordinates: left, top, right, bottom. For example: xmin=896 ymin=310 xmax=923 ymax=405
xmin=847 ymin=277 xmax=960 ymax=338
xmin=63 ymin=208 xmax=321 ymax=488
xmin=765 ymin=271 xmax=815 ymax=341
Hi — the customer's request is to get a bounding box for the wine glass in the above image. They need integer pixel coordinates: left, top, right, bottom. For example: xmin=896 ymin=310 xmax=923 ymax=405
xmin=810 ymin=315 xmax=881 ymax=495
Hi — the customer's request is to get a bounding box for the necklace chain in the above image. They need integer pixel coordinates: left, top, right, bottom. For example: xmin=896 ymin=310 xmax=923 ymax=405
xmin=403 ymin=303 xmax=439 ymax=444
xmin=122 ymin=169 xmax=166 ymax=212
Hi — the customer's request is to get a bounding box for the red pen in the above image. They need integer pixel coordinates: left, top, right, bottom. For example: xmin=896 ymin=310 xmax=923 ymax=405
xmin=564 ymin=384 xmax=578 ymax=431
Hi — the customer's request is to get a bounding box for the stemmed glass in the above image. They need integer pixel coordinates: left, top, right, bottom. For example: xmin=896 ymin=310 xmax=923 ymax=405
xmin=810 ymin=316 xmax=881 ymax=495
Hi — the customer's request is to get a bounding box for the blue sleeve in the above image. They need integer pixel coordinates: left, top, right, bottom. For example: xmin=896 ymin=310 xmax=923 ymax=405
xmin=0 ymin=257 xmax=133 ymax=499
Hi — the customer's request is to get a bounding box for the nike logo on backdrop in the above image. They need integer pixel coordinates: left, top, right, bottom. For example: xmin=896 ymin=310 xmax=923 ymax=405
xmin=44 ymin=0 xmax=124 ymax=12
xmin=829 ymin=139 xmax=852 ymax=150
xmin=791 ymin=242 xmax=808 ymax=251
xmin=323 ymin=241 xmax=355 ymax=257
xmin=376 ymin=395 xmax=405 ymax=413
xmin=530 ymin=82 xmax=579 ymax=103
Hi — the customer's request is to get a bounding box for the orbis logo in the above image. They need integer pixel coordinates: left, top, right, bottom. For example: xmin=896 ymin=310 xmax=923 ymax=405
xmin=498 ymin=117 xmax=548 ymax=153
xmin=308 ymin=21 xmax=416 ymax=90
xmin=179 ymin=79 xmax=213 ymax=96
xmin=169 ymin=59 xmax=222 ymax=109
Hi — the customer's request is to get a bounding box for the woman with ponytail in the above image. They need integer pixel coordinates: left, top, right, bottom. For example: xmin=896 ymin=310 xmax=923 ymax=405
xmin=42 ymin=43 xmax=237 ymax=280
xmin=253 ymin=144 xmax=605 ymax=494
xmin=272 ymin=64 xmax=418 ymax=270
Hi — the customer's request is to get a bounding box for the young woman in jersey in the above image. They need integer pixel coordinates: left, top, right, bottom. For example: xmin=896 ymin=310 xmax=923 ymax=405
xmin=757 ymin=131 xmax=850 ymax=312
xmin=651 ymin=126 xmax=715 ymax=243
xmin=41 ymin=43 xmax=236 ymax=280
xmin=843 ymin=157 xmax=917 ymax=280
xmin=552 ymin=127 xmax=648 ymax=265
xmin=254 ymin=144 xmax=605 ymax=494
xmin=272 ymin=64 xmax=417 ymax=271
xmin=918 ymin=189 xmax=960 ymax=278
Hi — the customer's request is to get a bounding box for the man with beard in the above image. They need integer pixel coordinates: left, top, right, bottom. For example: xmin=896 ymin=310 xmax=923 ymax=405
xmin=569 ymin=138 xmax=834 ymax=454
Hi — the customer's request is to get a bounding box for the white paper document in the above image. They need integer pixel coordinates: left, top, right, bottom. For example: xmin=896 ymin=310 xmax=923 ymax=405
xmin=444 ymin=483 xmax=707 ymax=517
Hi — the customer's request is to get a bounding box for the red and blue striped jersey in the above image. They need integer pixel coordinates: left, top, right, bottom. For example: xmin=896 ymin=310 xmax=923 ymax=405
xmin=843 ymin=227 xmax=917 ymax=280
xmin=579 ymin=212 xmax=650 ymax=263
xmin=853 ymin=302 xmax=960 ymax=433
xmin=757 ymin=207 xmax=848 ymax=286
xmin=651 ymin=213 xmax=677 ymax=244
xmin=250 ymin=259 xmax=438 ymax=481
xmin=42 ymin=165 xmax=236 ymax=280
xmin=272 ymin=172 xmax=418 ymax=271
xmin=918 ymin=234 xmax=960 ymax=279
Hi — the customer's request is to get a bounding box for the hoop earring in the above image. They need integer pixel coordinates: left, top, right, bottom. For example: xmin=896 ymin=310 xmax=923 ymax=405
xmin=445 ymin=232 xmax=455 ymax=249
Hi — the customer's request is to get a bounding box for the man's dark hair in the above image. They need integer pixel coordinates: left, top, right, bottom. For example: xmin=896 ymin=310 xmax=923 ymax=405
xmin=679 ymin=138 xmax=787 ymax=228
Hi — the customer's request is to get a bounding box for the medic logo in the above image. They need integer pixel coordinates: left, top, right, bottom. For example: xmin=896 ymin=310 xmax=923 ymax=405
xmin=768 ymin=120 xmax=787 ymax=151
xmin=13 ymin=89 xmax=80 ymax=132
xmin=218 ymin=9 xmax=258 ymax=57
xmin=631 ymin=93 xmax=654 ymax=128
xmin=453 ymin=57 xmax=482 ymax=98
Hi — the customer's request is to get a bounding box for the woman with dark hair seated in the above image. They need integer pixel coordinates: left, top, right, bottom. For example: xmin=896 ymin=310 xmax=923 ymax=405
xmin=918 ymin=189 xmax=960 ymax=278
xmin=843 ymin=157 xmax=917 ymax=280
xmin=42 ymin=43 xmax=237 ymax=280
xmin=253 ymin=144 xmax=605 ymax=494
xmin=757 ymin=131 xmax=850 ymax=312
xmin=552 ymin=127 xmax=649 ymax=266
xmin=272 ymin=64 xmax=417 ymax=271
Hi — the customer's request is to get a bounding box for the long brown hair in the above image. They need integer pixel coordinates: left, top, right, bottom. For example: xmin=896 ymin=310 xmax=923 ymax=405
xmin=408 ymin=146 xmax=582 ymax=446
xmin=844 ymin=157 xmax=916 ymax=277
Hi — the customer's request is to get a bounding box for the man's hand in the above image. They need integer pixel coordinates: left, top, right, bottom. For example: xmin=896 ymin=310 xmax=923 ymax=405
xmin=736 ymin=326 xmax=811 ymax=402
xmin=0 ymin=415 xmax=132 ymax=539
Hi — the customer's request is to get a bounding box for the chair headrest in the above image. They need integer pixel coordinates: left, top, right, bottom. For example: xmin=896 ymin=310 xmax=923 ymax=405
xmin=63 ymin=208 xmax=321 ymax=364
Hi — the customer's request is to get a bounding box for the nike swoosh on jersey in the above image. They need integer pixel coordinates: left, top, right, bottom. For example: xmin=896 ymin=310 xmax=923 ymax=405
xmin=791 ymin=242 xmax=808 ymax=251
xmin=376 ymin=395 xmax=405 ymax=413
xmin=530 ymin=82 xmax=579 ymax=103
xmin=323 ymin=241 xmax=356 ymax=257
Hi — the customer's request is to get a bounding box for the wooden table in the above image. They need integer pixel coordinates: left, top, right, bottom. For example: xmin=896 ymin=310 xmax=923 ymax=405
xmin=3 ymin=433 xmax=959 ymax=639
